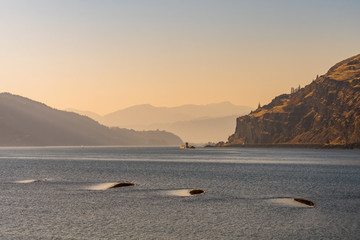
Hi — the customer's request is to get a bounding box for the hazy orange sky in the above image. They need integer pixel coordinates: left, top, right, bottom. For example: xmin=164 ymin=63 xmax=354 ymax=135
xmin=1 ymin=0 xmax=360 ymax=114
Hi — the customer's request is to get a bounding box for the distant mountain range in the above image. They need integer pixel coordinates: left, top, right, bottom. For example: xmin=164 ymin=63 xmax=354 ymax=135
xmin=227 ymin=54 xmax=360 ymax=148
xmin=70 ymin=102 xmax=252 ymax=143
xmin=145 ymin=115 xmax=240 ymax=143
xmin=0 ymin=93 xmax=183 ymax=146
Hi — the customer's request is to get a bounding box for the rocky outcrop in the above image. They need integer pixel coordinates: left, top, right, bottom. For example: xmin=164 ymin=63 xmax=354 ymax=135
xmin=109 ymin=182 xmax=136 ymax=188
xmin=189 ymin=189 xmax=205 ymax=195
xmin=294 ymin=198 xmax=314 ymax=207
xmin=228 ymin=54 xmax=360 ymax=147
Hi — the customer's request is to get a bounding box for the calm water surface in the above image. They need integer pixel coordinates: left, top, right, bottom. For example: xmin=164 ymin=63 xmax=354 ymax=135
xmin=0 ymin=147 xmax=359 ymax=239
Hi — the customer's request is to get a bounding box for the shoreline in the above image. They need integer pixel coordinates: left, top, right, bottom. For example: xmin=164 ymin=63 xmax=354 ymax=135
xmin=208 ymin=143 xmax=360 ymax=149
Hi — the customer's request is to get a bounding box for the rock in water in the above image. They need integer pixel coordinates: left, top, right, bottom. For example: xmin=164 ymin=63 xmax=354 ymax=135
xmin=294 ymin=198 xmax=315 ymax=206
xmin=33 ymin=178 xmax=47 ymax=182
xmin=189 ymin=189 xmax=205 ymax=195
xmin=109 ymin=182 xmax=136 ymax=188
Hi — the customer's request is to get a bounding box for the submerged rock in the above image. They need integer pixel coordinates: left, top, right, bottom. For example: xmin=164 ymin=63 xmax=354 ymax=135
xmin=294 ymin=198 xmax=314 ymax=206
xmin=189 ymin=189 xmax=205 ymax=195
xmin=16 ymin=178 xmax=48 ymax=183
xmin=109 ymin=182 xmax=136 ymax=188
xmin=33 ymin=178 xmax=47 ymax=183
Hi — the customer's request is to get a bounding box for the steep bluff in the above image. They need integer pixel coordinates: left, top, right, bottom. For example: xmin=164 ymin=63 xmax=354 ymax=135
xmin=228 ymin=54 xmax=360 ymax=147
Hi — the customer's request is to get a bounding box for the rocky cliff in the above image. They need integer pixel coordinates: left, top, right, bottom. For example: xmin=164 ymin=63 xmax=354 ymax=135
xmin=228 ymin=54 xmax=360 ymax=147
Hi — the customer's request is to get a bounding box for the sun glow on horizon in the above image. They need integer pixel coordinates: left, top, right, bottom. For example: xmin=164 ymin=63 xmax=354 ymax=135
xmin=1 ymin=0 xmax=359 ymax=114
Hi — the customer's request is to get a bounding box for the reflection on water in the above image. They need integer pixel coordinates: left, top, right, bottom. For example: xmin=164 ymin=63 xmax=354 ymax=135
xmin=269 ymin=198 xmax=314 ymax=208
xmin=165 ymin=189 xmax=194 ymax=197
xmin=0 ymin=146 xmax=359 ymax=165
xmin=0 ymin=147 xmax=359 ymax=239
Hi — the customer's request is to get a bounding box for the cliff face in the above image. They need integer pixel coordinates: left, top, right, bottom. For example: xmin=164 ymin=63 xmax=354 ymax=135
xmin=228 ymin=54 xmax=360 ymax=146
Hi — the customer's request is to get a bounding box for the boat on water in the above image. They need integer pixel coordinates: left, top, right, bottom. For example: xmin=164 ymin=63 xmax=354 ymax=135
xmin=180 ymin=142 xmax=195 ymax=149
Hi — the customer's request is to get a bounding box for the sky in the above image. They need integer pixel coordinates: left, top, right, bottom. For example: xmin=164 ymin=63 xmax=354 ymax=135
xmin=1 ymin=0 xmax=360 ymax=115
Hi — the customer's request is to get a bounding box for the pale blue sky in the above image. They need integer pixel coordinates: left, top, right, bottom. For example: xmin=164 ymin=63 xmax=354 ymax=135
xmin=1 ymin=0 xmax=359 ymax=113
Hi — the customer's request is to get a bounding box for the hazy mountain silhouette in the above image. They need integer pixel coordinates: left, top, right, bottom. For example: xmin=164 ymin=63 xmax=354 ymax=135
xmin=0 ymin=93 xmax=183 ymax=146
xmin=147 ymin=115 xmax=240 ymax=143
xmin=100 ymin=102 xmax=252 ymax=128
xmin=70 ymin=102 xmax=252 ymax=143
xmin=66 ymin=108 xmax=102 ymax=122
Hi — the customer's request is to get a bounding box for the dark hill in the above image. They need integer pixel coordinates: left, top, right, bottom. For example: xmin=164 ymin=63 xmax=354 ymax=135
xmin=0 ymin=93 xmax=183 ymax=146
xmin=227 ymin=54 xmax=360 ymax=147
